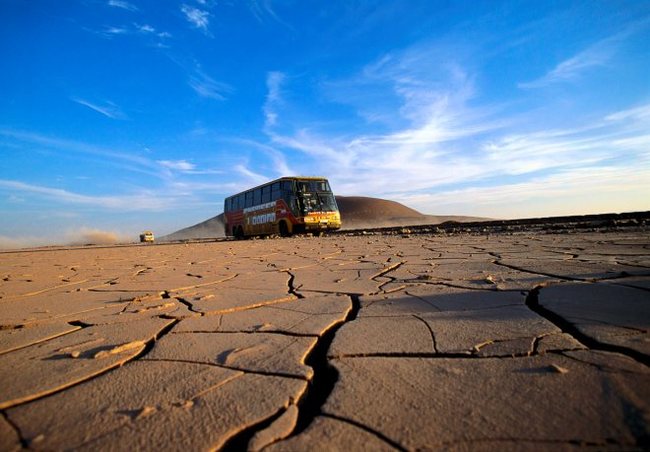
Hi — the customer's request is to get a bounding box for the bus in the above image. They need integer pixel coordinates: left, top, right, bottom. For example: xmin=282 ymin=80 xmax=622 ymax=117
xmin=224 ymin=176 xmax=341 ymax=238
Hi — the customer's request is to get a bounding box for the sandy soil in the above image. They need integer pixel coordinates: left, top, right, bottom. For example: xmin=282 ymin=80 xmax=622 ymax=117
xmin=1 ymin=229 xmax=649 ymax=450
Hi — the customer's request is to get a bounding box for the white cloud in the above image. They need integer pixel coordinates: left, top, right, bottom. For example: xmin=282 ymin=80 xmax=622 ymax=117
xmin=264 ymin=71 xmax=285 ymax=127
xmin=267 ymin=47 xmax=500 ymax=193
xmin=518 ymin=22 xmax=646 ymax=89
xmin=605 ymin=104 xmax=650 ymax=123
xmin=108 ymin=0 xmax=138 ymax=11
xmin=235 ymin=164 xmax=268 ymax=185
xmin=261 ymin=38 xmax=650 ymax=209
xmin=248 ymin=0 xmax=293 ymax=30
xmin=396 ymin=164 xmax=650 ymax=218
xmin=71 ymin=97 xmax=127 ymax=120
xmin=229 ymin=138 xmax=293 ymax=176
xmin=181 ymin=4 xmax=210 ymax=33
xmin=136 ymin=23 xmax=155 ymax=33
xmin=0 ymin=180 xmax=172 ymax=211
xmin=90 ymin=23 xmax=171 ymax=42
xmin=188 ymin=69 xmax=233 ymax=100
xmin=270 ymin=129 xmax=352 ymax=167
xmin=519 ymin=46 xmax=613 ymax=89
xmin=103 ymin=26 xmax=129 ymax=36
xmin=158 ymin=160 xmax=196 ymax=171
xmin=0 ymin=128 xmax=163 ymax=179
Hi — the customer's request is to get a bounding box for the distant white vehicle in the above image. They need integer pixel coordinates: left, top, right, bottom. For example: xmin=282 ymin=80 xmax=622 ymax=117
xmin=139 ymin=231 xmax=154 ymax=243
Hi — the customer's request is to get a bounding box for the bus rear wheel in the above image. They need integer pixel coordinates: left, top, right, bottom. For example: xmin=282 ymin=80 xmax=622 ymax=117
xmin=234 ymin=226 xmax=244 ymax=240
xmin=279 ymin=221 xmax=291 ymax=237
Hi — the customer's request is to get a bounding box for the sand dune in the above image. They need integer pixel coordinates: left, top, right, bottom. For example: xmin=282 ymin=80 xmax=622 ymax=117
xmin=162 ymin=196 xmax=486 ymax=240
xmin=162 ymin=213 xmax=226 ymax=241
xmin=335 ymin=196 xmax=486 ymax=229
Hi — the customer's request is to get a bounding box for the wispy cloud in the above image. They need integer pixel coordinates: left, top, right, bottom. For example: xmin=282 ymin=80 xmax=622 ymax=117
xmin=264 ymin=71 xmax=285 ymax=127
xmin=519 ymin=43 xmax=614 ymax=89
xmin=158 ymin=159 xmax=196 ymax=171
xmin=235 ymin=164 xmax=268 ymax=185
xmin=181 ymin=4 xmax=210 ymax=34
xmin=0 ymin=180 xmax=171 ymax=211
xmin=265 ymin=45 xmax=497 ymax=191
xmin=605 ymin=104 xmax=650 ymax=123
xmin=396 ymin=164 xmax=650 ymax=218
xmin=518 ymin=21 xmax=647 ymax=89
xmin=258 ymin=37 xmax=650 ymax=211
xmin=275 ymin=102 xmax=650 ymax=199
xmin=248 ymin=0 xmax=294 ymax=30
xmin=230 ymin=138 xmax=293 ymax=176
xmin=0 ymin=128 xmax=163 ymax=179
xmin=91 ymin=23 xmax=171 ymax=41
xmin=101 ymin=26 xmax=129 ymax=36
xmin=188 ymin=68 xmax=233 ymax=100
xmin=71 ymin=97 xmax=127 ymax=120
xmin=107 ymin=0 xmax=138 ymax=12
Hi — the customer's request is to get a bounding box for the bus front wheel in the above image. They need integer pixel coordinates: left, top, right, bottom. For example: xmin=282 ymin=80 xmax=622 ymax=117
xmin=279 ymin=221 xmax=291 ymax=237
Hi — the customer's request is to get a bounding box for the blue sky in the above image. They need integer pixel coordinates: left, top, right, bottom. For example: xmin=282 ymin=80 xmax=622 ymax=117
xmin=1 ymin=1 xmax=649 ymax=247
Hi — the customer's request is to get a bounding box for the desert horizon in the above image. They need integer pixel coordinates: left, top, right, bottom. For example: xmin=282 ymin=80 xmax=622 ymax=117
xmin=3 ymin=192 xmax=649 ymax=250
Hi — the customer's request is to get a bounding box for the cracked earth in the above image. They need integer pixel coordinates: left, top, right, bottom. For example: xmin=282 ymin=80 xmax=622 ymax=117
xmin=1 ymin=231 xmax=649 ymax=451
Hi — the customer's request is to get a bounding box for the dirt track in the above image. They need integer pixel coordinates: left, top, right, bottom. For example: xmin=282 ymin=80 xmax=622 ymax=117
xmin=1 ymin=229 xmax=649 ymax=450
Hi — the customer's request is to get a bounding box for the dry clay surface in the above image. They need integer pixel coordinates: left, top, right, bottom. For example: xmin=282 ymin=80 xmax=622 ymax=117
xmin=0 ymin=231 xmax=649 ymax=450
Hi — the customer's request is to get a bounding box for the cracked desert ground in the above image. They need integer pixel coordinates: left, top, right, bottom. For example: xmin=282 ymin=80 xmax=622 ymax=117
xmin=1 ymin=230 xmax=649 ymax=451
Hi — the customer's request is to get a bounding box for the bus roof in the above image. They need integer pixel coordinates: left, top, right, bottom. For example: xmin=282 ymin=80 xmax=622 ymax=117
xmin=224 ymin=176 xmax=330 ymax=200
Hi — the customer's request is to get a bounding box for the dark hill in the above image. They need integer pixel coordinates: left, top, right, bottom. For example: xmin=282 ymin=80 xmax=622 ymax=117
xmin=161 ymin=213 xmax=225 ymax=241
xmin=160 ymin=196 xmax=486 ymax=240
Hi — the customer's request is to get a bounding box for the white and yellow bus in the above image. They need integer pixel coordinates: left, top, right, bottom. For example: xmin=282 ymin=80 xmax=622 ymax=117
xmin=224 ymin=177 xmax=341 ymax=238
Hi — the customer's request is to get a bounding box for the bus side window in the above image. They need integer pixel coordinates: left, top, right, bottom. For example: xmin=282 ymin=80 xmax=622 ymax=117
xmin=225 ymin=198 xmax=230 ymax=212
xmin=282 ymin=180 xmax=293 ymax=192
xmin=245 ymin=192 xmax=253 ymax=208
xmin=271 ymin=182 xmax=281 ymax=201
xmin=261 ymin=185 xmax=270 ymax=203
xmin=253 ymin=188 xmax=262 ymax=205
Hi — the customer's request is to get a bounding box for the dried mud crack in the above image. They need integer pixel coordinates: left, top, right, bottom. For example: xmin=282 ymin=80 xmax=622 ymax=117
xmin=1 ymin=410 xmax=28 ymax=448
xmin=0 ymin=317 xmax=180 ymax=411
xmin=320 ymin=413 xmax=408 ymax=451
xmin=525 ymin=285 xmax=650 ymax=367
xmin=2 ymin=228 xmax=648 ymax=450
xmin=222 ymin=294 xmax=363 ymax=450
xmin=292 ymin=294 xmax=361 ymax=434
xmin=284 ymin=270 xmax=305 ymax=299
xmin=221 ymin=407 xmax=288 ymax=451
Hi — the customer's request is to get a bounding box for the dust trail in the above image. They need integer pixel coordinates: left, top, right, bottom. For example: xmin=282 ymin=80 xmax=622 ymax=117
xmin=66 ymin=228 xmax=129 ymax=246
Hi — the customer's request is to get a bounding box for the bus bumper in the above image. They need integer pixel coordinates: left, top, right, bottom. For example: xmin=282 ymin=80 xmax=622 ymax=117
xmin=303 ymin=215 xmax=341 ymax=231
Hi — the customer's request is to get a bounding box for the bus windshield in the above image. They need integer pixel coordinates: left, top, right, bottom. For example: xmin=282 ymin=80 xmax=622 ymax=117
xmin=296 ymin=180 xmax=331 ymax=193
xmin=298 ymin=192 xmax=337 ymax=213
